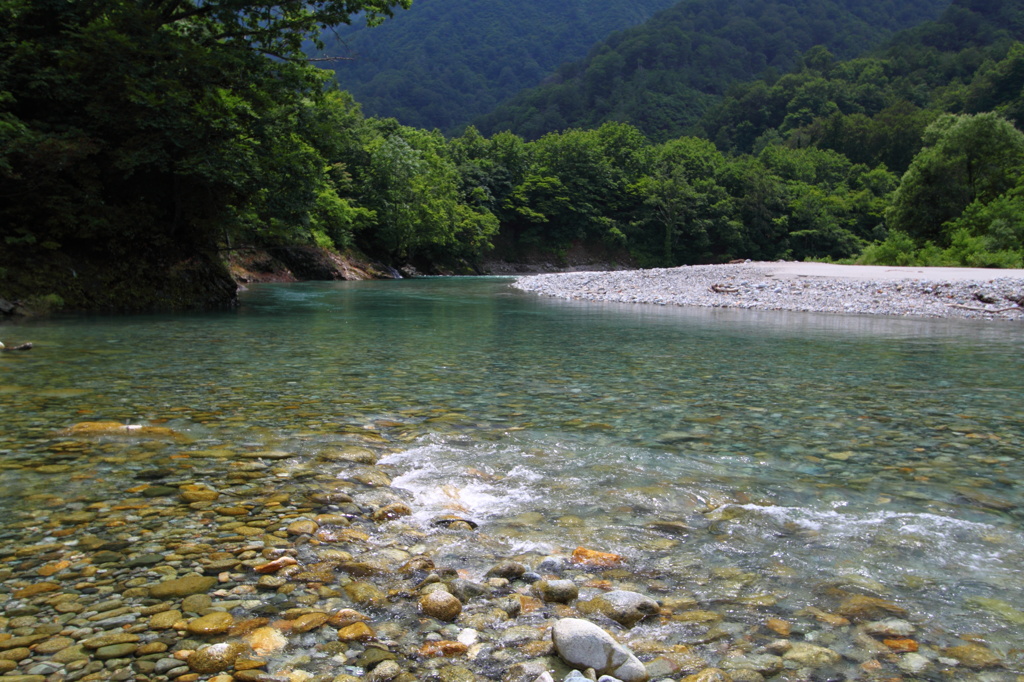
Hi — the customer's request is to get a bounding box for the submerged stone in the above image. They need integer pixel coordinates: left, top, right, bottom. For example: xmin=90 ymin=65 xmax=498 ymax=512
xmin=286 ymin=519 xmax=318 ymax=535
xmin=337 ymin=622 xmax=375 ymax=641
xmin=577 ymin=590 xmax=659 ymax=628
xmin=965 ymin=596 xmax=1024 ymax=625
xmin=485 ymin=561 xmax=527 ymax=579
xmin=719 ymin=653 xmax=784 ymax=675
xmin=862 ymin=618 xmax=915 ymax=637
xmin=678 ymin=670 xmax=731 ymax=682
xmin=420 ymin=591 xmax=463 ymax=621
xmin=81 ymin=633 xmax=140 ymax=649
xmin=290 ymin=612 xmax=329 ymax=632
xmin=94 ymin=643 xmax=138 ymax=659
xmin=245 ymin=627 xmax=288 ymax=655
xmin=571 ymin=547 xmax=625 ymax=568
xmin=180 ymin=481 xmax=220 ymax=501
xmin=420 ymin=641 xmax=470 ymax=658
xmin=836 ymin=595 xmax=907 ymax=621
xmin=188 ymin=642 xmax=246 ymax=674
xmin=898 ymin=652 xmax=932 ymax=675
xmin=12 ymin=583 xmax=60 ymax=598
xmin=64 ymin=421 xmax=187 ymax=439
xmin=943 ymin=644 xmax=1002 ymax=668
xmin=782 ymin=642 xmax=841 ymax=667
xmin=643 ymin=649 xmax=709 ymax=677
xmin=150 ymin=574 xmax=218 ymax=599
xmin=345 ymin=581 xmax=386 ymax=606
xmin=186 ymin=611 xmax=234 ymax=636
xmin=533 ymin=579 xmax=578 ymax=604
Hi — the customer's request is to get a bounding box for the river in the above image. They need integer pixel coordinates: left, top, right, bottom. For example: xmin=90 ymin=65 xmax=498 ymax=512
xmin=1 ymin=277 xmax=1022 ymax=679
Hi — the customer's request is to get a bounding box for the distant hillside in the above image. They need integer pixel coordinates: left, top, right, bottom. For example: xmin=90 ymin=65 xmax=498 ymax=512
xmin=311 ymin=0 xmax=678 ymax=132
xmin=699 ymin=0 xmax=1024 ymax=170
xmin=474 ymin=0 xmax=952 ymax=141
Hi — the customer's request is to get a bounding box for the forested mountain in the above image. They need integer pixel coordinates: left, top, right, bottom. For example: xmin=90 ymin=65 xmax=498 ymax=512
xmin=3 ymin=0 xmax=1023 ymax=313
xmin=701 ymin=0 xmax=1024 ymax=167
xmin=474 ymin=0 xmax=952 ymax=141
xmin=458 ymin=0 xmax=1024 ymax=270
xmin=311 ymin=0 xmax=679 ymax=132
xmin=685 ymin=0 xmax=1024 ymax=268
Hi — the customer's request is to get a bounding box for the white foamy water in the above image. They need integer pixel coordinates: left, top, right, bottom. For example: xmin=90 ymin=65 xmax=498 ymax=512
xmin=380 ymin=427 xmax=1024 ymax=647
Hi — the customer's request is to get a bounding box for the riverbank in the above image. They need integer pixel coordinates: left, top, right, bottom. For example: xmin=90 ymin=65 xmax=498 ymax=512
xmin=513 ymin=262 xmax=1024 ymax=320
xmin=0 ymin=246 xmax=397 ymax=318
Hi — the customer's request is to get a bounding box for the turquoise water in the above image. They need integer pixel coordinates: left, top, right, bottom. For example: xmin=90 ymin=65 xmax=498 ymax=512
xmin=2 ymin=277 xmax=1023 ymax=665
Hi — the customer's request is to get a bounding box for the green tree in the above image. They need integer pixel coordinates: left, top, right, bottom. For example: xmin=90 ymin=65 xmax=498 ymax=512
xmin=511 ymin=124 xmax=644 ymax=248
xmin=965 ymin=42 xmax=1024 ymax=126
xmin=316 ymin=0 xmax=679 ymax=133
xmin=719 ymin=155 xmax=788 ymax=259
xmin=631 ymin=137 xmax=732 ymax=264
xmin=355 ymin=123 xmax=497 ymax=265
xmin=476 ymin=0 xmax=950 ymax=141
xmin=886 ymin=112 xmax=1024 ymax=243
xmin=445 ymin=127 xmax=531 ymax=226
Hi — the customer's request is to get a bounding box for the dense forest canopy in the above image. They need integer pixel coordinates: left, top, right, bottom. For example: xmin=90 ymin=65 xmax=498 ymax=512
xmin=473 ymin=0 xmax=953 ymax=141
xmin=310 ymin=0 xmax=679 ymax=133
xmin=2 ymin=0 xmax=1024 ymax=312
xmin=0 ymin=0 xmax=413 ymax=308
xmin=701 ymin=0 xmax=1024 ymax=160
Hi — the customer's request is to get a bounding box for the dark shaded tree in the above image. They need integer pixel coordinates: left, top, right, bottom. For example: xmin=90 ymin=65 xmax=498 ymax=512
xmin=0 ymin=0 xmax=409 ymax=309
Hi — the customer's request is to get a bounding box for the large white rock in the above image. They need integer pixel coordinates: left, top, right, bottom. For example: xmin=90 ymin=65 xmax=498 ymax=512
xmin=551 ymin=618 xmax=649 ymax=682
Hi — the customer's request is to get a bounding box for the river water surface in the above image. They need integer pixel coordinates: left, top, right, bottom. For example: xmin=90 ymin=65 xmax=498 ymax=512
xmin=2 ymin=277 xmax=1023 ymax=675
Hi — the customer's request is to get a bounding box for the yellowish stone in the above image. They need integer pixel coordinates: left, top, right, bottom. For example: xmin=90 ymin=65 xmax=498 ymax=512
xmin=337 ymin=622 xmax=375 ymax=642
xmin=290 ymin=613 xmax=329 ymax=633
xmin=180 ymin=484 xmax=220 ymax=503
xmin=186 ymin=612 xmax=234 ymax=636
xmin=286 ymin=519 xmax=319 ymax=536
xmin=12 ymin=582 xmax=60 ymax=598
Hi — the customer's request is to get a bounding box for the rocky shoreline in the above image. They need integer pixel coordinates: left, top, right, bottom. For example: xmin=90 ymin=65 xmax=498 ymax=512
xmin=512 ymin=262 xmax=1024 ymax=320
xmin=1 ymin=421 xmax=1019 ymax=682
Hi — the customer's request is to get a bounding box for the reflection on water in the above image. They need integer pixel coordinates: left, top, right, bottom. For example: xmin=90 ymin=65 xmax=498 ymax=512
xmin=2 ymin=277 xmax=1024 ymax=660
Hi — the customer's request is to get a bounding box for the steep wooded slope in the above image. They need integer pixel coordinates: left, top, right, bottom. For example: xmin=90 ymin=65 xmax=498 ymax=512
xmin=700 ymin=0 xmax=1024 ymax=167
xmin=311 ymin=0 xmax=678 ymax=132
xmin=474 ymin=0 xmax=952 ymax=140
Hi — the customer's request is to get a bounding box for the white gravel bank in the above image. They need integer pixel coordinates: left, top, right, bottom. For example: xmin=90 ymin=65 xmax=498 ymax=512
xmin=512 ymin=261 xmax=1024 ymax=320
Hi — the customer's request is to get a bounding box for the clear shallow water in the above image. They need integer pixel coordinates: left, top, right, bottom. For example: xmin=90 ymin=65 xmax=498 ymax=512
xmin=2 ymin=278 xmax=1024 ymax=664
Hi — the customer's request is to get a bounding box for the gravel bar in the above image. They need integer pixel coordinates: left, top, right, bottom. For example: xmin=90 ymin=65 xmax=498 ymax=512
xmin=512 ymin=261 xmax=1024 ymax=320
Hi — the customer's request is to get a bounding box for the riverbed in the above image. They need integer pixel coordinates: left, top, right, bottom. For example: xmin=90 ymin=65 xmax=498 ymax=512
xmin=1 ymin=277 xmax=1022 ymax=681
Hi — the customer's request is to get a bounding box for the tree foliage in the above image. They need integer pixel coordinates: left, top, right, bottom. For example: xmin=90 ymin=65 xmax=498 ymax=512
xmin=0 ymin=0 xmax=413 ymax=307
xmin=312 ymin=0 xmax=678 ymax=134
xmin=888 ymin=112 xmax=1024 ymax=242
xmin=474 ymin=0 xmax=950 ymax=141
xmin=857 ymin=112 xmax=1024 ymax=267
xmin=702 ymin=0 xmax=1024 ymax=170
xmin=468 ymin=121 xmax=900 ymax=267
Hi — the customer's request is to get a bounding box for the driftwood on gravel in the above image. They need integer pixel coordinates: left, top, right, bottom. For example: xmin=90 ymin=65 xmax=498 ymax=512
xmin=948 ymin=303 xmax=1023 ymax=314
xmin=709 ymin=284 xmax=739 ymax=294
